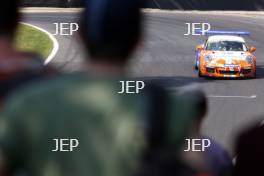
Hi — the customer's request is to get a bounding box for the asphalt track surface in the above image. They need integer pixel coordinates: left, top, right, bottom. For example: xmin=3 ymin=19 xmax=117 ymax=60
xmin=23 ymin=12 xmax=264 ymax=154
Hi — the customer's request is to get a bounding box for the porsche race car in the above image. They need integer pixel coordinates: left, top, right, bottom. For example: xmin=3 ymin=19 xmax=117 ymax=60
xmin=194 ymin=31 xmax=256 ymax=78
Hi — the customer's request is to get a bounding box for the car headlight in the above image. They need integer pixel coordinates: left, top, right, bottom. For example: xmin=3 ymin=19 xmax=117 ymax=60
xmin=246 ymin=56 xmax=253 ymax=64
xmin=205 ymin=55 xmax=213 ymax=62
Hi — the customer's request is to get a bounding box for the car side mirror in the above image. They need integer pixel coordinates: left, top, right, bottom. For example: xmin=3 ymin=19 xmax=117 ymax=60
xmin=249 ymin=47 xmax=256 ymax=53
xmin=197 ymin=45 xmax=205 ymax=51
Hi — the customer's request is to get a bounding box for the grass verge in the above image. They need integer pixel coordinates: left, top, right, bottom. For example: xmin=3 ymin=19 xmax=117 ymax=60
xmin=15 ymin=24 xmax=53 ymax=58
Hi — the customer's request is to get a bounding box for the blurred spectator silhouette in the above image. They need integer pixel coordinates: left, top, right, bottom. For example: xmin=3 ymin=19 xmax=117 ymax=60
xmin=136 ymin=86 xmax=211 ymax=176
xmin=0 ymin=0 xmax=147 ymax=176
xmin=234 ymin=122 xmax=264 ymax=176
xmin=177 ymin=86 xmax=233 ymax=176
xmin=79 ymin=0 xmax=142 ymax=75
xmin=0 ymin=0 xmax=55 ymax=106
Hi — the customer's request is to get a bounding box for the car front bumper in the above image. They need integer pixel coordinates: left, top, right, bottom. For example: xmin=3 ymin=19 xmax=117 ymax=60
xmin=201 ymin=65 xmax=255 ymax=78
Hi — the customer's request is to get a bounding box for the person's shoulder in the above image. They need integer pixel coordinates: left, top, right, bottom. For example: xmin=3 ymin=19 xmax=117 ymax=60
xmin=204 ymin=137 xmax=227 ymax=153
xmin=7 ymin=73 xmax=89 ymax=96
xmin=202 ymin=136 xmax=232 ymax=166
xmin=3 ymin=74 xmax=128 ymax=110
xmin=3 ymin=73 xmax=82 ymax=106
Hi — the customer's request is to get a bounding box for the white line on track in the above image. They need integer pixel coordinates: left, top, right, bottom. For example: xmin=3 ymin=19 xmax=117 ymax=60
xmin=20 ymin=22 xmax=59 ymax=65
xmin=208 ymin=95 xmax=257 ymax=99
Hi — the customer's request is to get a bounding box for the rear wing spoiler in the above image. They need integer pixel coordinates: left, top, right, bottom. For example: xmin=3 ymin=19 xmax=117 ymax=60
xmin=195 ymin=30 xmax=251 ymax=36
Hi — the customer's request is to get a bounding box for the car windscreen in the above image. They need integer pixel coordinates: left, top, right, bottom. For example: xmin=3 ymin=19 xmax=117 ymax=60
xmin=206 ymin=41 xmax=247 ymax=51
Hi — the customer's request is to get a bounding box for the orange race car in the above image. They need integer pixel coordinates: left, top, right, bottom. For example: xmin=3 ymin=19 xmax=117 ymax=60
xmin=194 ymin=31 xmax=256 ymax=78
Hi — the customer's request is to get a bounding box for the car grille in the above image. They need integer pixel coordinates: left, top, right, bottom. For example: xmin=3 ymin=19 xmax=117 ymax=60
xmin=219 ymin=70 xmax=239 ymax=75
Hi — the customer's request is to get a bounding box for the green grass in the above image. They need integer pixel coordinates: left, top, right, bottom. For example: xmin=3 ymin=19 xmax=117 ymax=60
xmin=15 ymin=24 xmax=53 ymax=58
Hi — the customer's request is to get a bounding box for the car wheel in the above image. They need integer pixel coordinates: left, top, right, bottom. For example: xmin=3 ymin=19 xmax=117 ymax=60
xmin=198 ymin=68 xmax=203 ymax=77
xmin=253 ymin=71 xmax=257 ymax=79
xmin=194 ymin=59 xmax=199 ymax=70
xmin=198 ymin=62 xmax=204 ymax=77
xmin=249 ymin=70 xmax=257 ymax=79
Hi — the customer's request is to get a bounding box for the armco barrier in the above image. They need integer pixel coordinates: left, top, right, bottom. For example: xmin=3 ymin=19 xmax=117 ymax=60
xmin=144 ymin=0 xmax=264 ymax=10
xmin=21 ymin=0 xmax=264 ymax=10
xmin=21 ymin=0 xmax=83 ymax=7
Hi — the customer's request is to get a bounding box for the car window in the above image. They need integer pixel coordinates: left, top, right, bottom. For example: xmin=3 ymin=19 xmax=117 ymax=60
xmin=206 ymin=41 xmax=247 ymax=51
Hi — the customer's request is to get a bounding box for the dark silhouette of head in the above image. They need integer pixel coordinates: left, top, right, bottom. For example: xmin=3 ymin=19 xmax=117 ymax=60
xmin=234 ymin=122 xmax=264 ymax=176
xmin=177 ymin=85 xmax=207 ymax=129
xmin=0 ymin=0 xmax=20 ymax=38
xmin=80 ymin=0 xmax=143 ymax=64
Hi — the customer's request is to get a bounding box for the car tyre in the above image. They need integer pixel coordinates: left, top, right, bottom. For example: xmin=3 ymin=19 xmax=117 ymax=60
xmin=198 ymin=68 xmax=203 ymax=77
xmin=253 ymin=71 xmax=257 ymax=79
